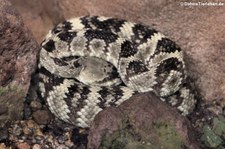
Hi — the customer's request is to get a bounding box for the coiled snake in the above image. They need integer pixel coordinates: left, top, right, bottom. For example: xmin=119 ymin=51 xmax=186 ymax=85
xmin=38 ymin=16 xmax=196 ymax=128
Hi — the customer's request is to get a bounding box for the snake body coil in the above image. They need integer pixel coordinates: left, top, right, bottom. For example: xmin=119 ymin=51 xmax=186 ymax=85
xmin=39 ymin=16 xmax=196 ymax=128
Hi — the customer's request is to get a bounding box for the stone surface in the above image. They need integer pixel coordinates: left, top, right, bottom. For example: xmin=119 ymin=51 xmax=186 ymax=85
xmin=9 ymin=0 xmax=64 ymax=43
xmin=0 ymin=143 xmax=7 ymax=149
xmin=32 ymin=110 xmax=50 ymax=125
xmin=30 ymin=101 xmax=42 ymax=111
xmin=16 ymin=142 xmax=30 ymax=149
xmin=7 ymin=120 xmax=79 ymax=148
xmin=0 ymin=0 xmax=39 ymax=126
xmin=0 ymin=127 xmax=8 ymax=142
xmin=32 ymin=144 xmax=41 ymax=149
xmin=88 ymin=93 xmax=201 ymax=149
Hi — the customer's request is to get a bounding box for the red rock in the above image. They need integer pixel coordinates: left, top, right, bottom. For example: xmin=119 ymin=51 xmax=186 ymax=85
xmin=32 ymin=110 xmax=50 ymax=125
xmin=32 ymin=144 xmax=41 ymax=149
xmin=0 ymin=0 xmax=39 ymax=126
xmin=88 ymin=93 xmax=201 ymax=149
xmin=17 ymin=142 xmax=30 ymax=149
xmin=30 ymin=101 xmax=42 ymax=111
xmin=0 ymin=143 xmax=7 ymax=149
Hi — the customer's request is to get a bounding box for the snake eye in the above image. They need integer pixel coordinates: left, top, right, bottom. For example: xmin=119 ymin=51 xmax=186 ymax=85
xmin=53 ymin=58 xmax=68 ymax=66
xmin=58 ymin=31 xmax=76 ymax=42
xmin=74 ymin=61 xmax=82 ymax=68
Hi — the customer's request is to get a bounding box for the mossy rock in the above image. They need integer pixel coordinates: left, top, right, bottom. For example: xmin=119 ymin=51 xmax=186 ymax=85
xmin=201 ymin=115 xmax=225 ymax=148
xmin=100 ymin=121 xmax=186 ymax=149
xmin=0 ymin=86 xmax=21 ymax=96
xmin=0 ymin=86 xmax=25 ymax=127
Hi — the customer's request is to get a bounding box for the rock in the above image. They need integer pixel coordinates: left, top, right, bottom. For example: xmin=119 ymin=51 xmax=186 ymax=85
xmin=12 ymin=124 xmax=22 ymax=136
xmin=32 ymin=110 xmax=50 ymax=125
xmin=22 ymin=120 xmax=40 ymax=136
xmin=200 ymin=115 xmax=225 ymax=148
xmin=0 ymin=143 xmax=7 ymax=149
xmin=71 ymin=128 xmax=88 ymax=147
xmin=65 ymin=140 xmax=74 ymax=148
xmin=23 ymin=104 xmax=32 ymax=120
xmin=22 ymin=126 xmax=32 ymax=136
xmin=9 ymin=0 xmax=64 ymax=43
xmin=0 ymin=0 xmax=39 ymax=127
xmin=88 ymin=93 xmax=201 ymax=149
xmin=30 ymin=101 xmax=42 ymax=111
xmin=16 ymin=142 xmax=30 ymax=149
xmin=0 ymin=127 xmax=8 ymax=142
xmin=32 ymin=144 xmax=41 ymax=149
xmin=27 ymin=120 xmax=36 ymax=128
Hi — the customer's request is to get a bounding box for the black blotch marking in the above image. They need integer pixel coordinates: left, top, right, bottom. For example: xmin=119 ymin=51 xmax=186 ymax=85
xmin=64 ymin=83 xmax=91 ymax=117
xmin=80 ymin=16 xmax=92 ymax=29
xmin=65 ymin=84 xmax=91 ymax=113
xmin=111 ymin=87 xmax=124 ymax=103
xmin=89 ymin=16 xmax=108 ymax=30
xmin=81 ymin=16 xmax=125 ymax=32
xmin=127 ymin=61 xmax=148 ymax=74
xmin=104 ymin=18 xmax=125 ymax=32
xmin=38 ymin=66 xmax=64 ymax=95
xmin=38 ymin=66 xmax=52 ymax=77
xmin=156 ymin=58 xmax=183 ymax=75
xmin=58 ymin=31 xmax=76 ymax=42
xmin=81 ymin=86 xmax=91 ymax=99
xmin=42 ymin=40 xmax=55 ymax=52
xmin=62 ymin=21 xmax=73 ymax=30
xmin=86 ymin=16 xmax=125 ymax=32
xmin=97 ymin=87 xmax=109 ymax=108
xmin=95 ymin=17 xmax=125 ymax=32
xmin=120 ymin=40 xmax=137 ymax=58
xmin=155 ymin=38 xmax=182 ymax=54
xmin=66 ymin=83 xmax=79 ymax=98
xmin=48 ymin=75 xmax=65 ymax=88
xmin=132 ymin=24 xmax=158 ymax=42
xmin=53 ymin=58 xmax=68 ymax=66
xmin=84 ymin=30 xmax=118 ymax=43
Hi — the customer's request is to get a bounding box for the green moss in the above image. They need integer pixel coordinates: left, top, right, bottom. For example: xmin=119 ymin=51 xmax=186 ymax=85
xmin=200 ymin=115 xmax=225 ymax=148
xmin=153 ymin=122 xmax=185 ymax=149
xmin=201 ymin=123 xmax=224 ymax=148
xmin=0 ymin=87 xmax=9 ymax=96
xmin=212 ymin=115 xmax=225 ymax=136
xmin=100 ymin=121 xmax=185 ymax=149
xmin=100 ymin=130 xmax=152 ymax=149
xmin=0 ymin=86 xmax=22 ymax=96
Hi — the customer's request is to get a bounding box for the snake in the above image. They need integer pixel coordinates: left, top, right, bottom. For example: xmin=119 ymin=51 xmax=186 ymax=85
xmin=38 ymin=16 xmax=197 ymax=128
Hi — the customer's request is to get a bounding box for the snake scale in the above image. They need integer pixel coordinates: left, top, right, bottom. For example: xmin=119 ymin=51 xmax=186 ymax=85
xmin=38 ymin=16 xmax=197 ymax=128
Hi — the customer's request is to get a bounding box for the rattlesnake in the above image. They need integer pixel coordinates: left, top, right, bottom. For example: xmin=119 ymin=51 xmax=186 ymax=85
xmin=38 ymin=16 xmax=196 ymax=128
